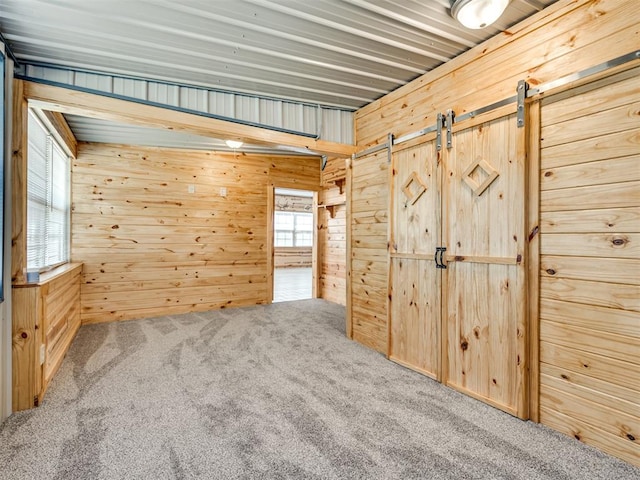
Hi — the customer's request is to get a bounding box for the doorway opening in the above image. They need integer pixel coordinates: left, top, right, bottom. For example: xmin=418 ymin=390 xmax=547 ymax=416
xmin=272 ymin=188 xmax=314 ymax=302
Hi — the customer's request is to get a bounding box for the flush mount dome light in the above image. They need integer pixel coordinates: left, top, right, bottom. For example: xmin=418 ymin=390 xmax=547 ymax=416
xmin=225 ymin=140 xmax=243 ymax=149
xmin=450 ymin=0 xmax=509 ymax=29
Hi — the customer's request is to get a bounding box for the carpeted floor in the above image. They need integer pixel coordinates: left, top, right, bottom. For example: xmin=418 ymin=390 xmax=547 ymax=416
xmin=0 ymin=299 xmax=637 ymax=479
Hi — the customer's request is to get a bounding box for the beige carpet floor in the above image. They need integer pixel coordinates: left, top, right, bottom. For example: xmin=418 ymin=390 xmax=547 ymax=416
xmin=0 ymin=299 xmax=637 ymax=479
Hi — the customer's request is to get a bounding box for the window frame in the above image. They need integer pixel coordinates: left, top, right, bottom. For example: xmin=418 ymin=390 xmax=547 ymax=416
xmin=0 ymin=50 xmax=5 ymax=301
xmin=26 ymin=109 xmax=71 ymax=273
xmin=274 ymin=211 xmax=313 ymax=248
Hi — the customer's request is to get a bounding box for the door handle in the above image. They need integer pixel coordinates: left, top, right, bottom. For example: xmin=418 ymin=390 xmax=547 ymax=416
xmin=435 ymin=247 xmax=447 ymax=269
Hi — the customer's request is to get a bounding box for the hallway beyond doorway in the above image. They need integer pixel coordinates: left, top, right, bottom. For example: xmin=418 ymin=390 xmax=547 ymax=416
xmin=273 ymin=267 xmax=312 ymax=302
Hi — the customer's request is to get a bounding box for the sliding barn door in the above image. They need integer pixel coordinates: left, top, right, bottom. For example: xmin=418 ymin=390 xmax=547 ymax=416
xmin=389 ymin=137 xmax=441 ymax=379
xmin=442 ymin=112 xmax=528 ymax=417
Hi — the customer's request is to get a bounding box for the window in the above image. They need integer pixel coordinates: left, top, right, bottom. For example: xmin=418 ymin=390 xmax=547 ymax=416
xmin=27 ymin=111 xmax=71 ymax=271
xmin=274 ymin=211 xmax=313 ymax=247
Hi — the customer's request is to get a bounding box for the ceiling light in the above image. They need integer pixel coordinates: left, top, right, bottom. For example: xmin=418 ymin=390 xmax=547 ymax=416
xmin=450 ymin=0 xmax=509 ymax=29
xmin=225 ymin=140 xmax=243 ymax=149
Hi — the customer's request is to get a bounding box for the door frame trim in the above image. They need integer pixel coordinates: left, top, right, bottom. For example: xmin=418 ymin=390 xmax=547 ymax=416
xmin=266 ymin=185 xmax=320 ymax=304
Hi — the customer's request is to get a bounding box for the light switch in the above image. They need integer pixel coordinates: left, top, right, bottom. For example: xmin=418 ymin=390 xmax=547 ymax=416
xmin=188 ymin=184 xmax=196 ymax=193
xmin=220 ymin=187 xmax=227 ymax=197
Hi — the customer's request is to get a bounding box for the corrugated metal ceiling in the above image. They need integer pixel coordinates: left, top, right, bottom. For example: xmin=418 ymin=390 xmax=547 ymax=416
xmin=64 ymin=113 xmax=319 ymax=156
xmin=1 ymin=0 xmax=557 ymax=110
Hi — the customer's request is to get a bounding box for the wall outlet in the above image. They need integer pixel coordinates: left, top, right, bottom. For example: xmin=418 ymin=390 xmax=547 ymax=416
xmin=188 ymin=184 xmax=196 ymax=193
xmin=220 ymin=187 xmax=227 ymax=197
xmin=39 ymin=344 xmax=45 ymax=365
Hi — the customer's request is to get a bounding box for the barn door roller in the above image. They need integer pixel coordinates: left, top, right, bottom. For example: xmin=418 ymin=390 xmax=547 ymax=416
xmin=436 ymin=112 xmax=444 ymax=151
xmin=516 ymin=80 xmax=528 ymax=128
xmin=445 ymin=110 xmax=455 ymax=149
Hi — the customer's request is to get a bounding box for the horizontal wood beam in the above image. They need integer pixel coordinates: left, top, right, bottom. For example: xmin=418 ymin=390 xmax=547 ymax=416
xmin=23 ymin=81 xmax=356 ymax=158
xmin=11 ymin=79 xmax=28 ymax=285
xmin=39 ymin=110 xmax=78 ymax=158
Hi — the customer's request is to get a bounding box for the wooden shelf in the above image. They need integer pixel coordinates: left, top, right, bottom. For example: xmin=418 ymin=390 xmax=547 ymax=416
xmin=13 ymin=262 xmax=83 ymax=288
xmin=318 ymin=202 xmax=346 ymax=218
xmin=321 ymin=176 xmax=346 ymax=194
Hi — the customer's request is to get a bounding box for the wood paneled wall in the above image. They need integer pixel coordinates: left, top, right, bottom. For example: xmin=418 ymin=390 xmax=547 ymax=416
xmin=352 ymin=0 xmax=639 ymax=354
xmin=72 ymin=143 xmax=320 ymax=324
xmin=346 ymin=150 xmax=389 ymax=352
xmin=318 ymin=176 xmax=346 ymax=305
xmin=356 ymin=0 xmax=638 ymax=148
xmin=274 ymin=247 xmax=312 ymax=268
xmin=538 ymin=71 xmax=639 ymax=466
xmin=41 ymin=264 xmax=82 ymax=388
xmin=350 ymin=0 xmax=639 ymax=464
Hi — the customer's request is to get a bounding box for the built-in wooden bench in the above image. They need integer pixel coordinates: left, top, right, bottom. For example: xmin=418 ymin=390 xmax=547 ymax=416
xmin=12 ymin=263 xmax=82 ymax=410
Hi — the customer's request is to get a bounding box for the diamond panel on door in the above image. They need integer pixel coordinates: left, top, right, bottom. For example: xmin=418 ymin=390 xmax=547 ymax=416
xmin=462 ymin=158 xmax=500 ymax=196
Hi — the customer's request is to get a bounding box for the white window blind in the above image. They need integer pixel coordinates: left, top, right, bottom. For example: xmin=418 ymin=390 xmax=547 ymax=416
xmin=27 ymin=111 xmax=70 ymax=271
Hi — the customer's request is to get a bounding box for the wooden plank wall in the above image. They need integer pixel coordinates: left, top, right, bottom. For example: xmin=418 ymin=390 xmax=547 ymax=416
xmin=72 ymin=143 xmax=320 ymax=324
xmin=348 ymin=150 xmax=389 ymax=352
xmin=538 ymin=72 xmax=639 ymax=466
xmin=349 ymin=0 xmax=639 ymax=464
xmin=352 ymin=0 xmax=639 ymax=353
xmin=274 ymin=247 xmax=312 ymax=268
xmin=356 ymin=0 xmax=638 ymax=148
xmin=319 ymin=158 xmax=347 ymax=305
xmin=11 ymin=287 xmax=40 ymax=410
xmin=41 ymin=264 xmax=82 ymax=389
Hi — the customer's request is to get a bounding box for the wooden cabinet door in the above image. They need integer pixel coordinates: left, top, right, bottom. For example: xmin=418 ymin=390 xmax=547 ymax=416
xmin=388 ymin=137 xmax=442 ymax=379
xmin=442 ymin=112 xmax=528 ymax=418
